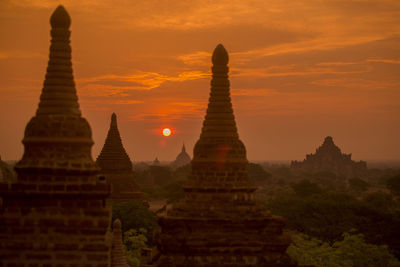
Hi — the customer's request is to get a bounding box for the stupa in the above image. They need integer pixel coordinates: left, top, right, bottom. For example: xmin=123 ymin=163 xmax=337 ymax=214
xmin=97 ymin=113 xmax=144 ymax=203
xmin=152 ymin=44 xmax=297 ymax=266
xmin=172 ymin=143 xmax=191 ymax=167
xmin=291 ymin=136 xmax=367 ymax=178
xmin=111 ymin=219 xmax=129 ymax=267
xmin=0 ymin=6 xmax=111 ymax=266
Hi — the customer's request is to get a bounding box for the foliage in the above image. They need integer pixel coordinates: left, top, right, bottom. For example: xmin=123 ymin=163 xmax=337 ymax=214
xmin=292 ymin=179 xmax=322 ymax=197
xmin=112 ymin=201 xmax=158 ymax=245
xmin=387 ymin=174 xmax=400 ymax=196
xmin=267 ymin=191 xmax=400 ymax=256
xmin=172 ymin=164 xmax=191 ymax=181
xmin=162 ymin=180 xmax=185 ymax=203
xmin=288 ymin=232 xmax=400 ymax=267
xmin=124 ymin=228 xmax=148 ymax=267
xmin=348 ymin=177 xmax=369 ymax=193
xmin=248 ymin=163 xmax=271 ymax=184
xmin=363 ymin=191 xmax=394 ymax=211
xmin=148 ymin=166 xmax=173 ymax=187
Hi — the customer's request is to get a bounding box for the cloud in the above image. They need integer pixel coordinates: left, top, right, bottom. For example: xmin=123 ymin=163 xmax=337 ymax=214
xmin=112 ymin=100 xmax=143 ymax=105
xmin=311 ymin=77 xmax=400 ymax=90
xmin=366 ymin=58 xmax=400 ymax=64
xmin=178 ymin=51 xmax=211 ymax=66
xmin=78 ymin=70 xmax=209 ymax=93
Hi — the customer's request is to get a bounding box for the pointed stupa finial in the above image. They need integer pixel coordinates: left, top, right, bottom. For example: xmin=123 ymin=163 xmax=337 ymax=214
xmin=212 ymin=44 xmax=229 ymax=66
xmin=111 ymin=112 xmax=117 ymax=127
xmin=50 ymin=5 xmax=71 ymax=29
xmin=186 ymin=44 xmax=250 ymax=189
xmin=182 ymin=143 xmax=186 ymax=152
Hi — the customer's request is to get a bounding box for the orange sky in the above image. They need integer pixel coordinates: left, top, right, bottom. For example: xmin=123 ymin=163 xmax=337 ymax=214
xmin=0 ymin=0 xmax=399 ymax=162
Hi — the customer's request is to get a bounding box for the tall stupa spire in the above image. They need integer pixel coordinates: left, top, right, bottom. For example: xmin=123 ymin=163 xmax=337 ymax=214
xmin=200 ymin=44 xmax=238 ymax=139
xmin=153 ymin=44 xmax=297 ymax=266
xmin=188 ymin=43 xmax=251 ymax=189
xmin=15 ymin=5 xmax=96 ymax=174
xmin=37 ymin=5 xmax=80 ymax=116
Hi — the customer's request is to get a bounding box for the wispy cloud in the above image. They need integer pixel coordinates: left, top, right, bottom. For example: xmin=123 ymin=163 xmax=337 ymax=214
xmin=366 ymin=58 xmax=400 ymax=64
xmin=78 ymin=70 xmax=209 ymax=92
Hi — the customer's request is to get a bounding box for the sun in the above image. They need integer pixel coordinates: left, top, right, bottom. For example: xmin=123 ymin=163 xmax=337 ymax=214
xmin=162 ymin=128 xmax=172 ymax=137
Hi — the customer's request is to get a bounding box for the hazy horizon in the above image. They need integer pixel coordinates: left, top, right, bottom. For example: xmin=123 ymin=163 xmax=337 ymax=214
xmin=1 ymin=0 xmax=399 ymax=162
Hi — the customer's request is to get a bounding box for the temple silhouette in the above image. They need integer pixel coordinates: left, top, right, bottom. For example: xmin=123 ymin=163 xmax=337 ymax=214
xmin=151 ymin=45 xmax=297 ymax=266
xmin=0 ymin=6 xmax=112 ymax=265
xmin=291 ymin=136 xmax=367 ymax=178
xmin=97 ymin=113 xmax=145 ymax=204
xmin=172 ymin=143 xmax=191 ymax=167
xmin=0 ymin=5 xmax=300 ymax=267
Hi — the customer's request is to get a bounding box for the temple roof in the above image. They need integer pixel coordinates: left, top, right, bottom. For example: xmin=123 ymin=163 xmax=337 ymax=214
xmin=97 ymin=113 xmax=132 ymax=171
xmin=315 ymin=136 xmax=343 ymax=157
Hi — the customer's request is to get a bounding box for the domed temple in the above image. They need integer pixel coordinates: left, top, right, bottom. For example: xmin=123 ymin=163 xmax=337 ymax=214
xmin=172 ymin=143 xmax=191 ymax=167
xmin=97 ymin=113 xmax=144 ymax=204
xmin=291 ymin=136 xmax=367 ymax=178
xmin=151 ymin=44 xmax=297 ymax=266
xmin=0 ymin=6 xmax=112 ymax=266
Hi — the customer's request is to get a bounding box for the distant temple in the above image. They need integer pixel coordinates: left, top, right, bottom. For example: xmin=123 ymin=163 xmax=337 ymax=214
xmin=291 ymin=136 xmax=367 ymax=178
xmin=97 ymin=113 xmax=144 ymax=203
xmin=0 ymin=6 xmax=116 ymax=266
xmin=151 ymin=45 xmax=297 ymax=266
xmin=153 ymin=157 xmax=160 ymax=166
xmin=172 ymin=143 xmax=191 ymax=167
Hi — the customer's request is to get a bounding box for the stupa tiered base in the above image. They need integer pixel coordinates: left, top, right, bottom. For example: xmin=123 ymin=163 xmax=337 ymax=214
xmin=154 ymin=208 xmax=295 ymax=266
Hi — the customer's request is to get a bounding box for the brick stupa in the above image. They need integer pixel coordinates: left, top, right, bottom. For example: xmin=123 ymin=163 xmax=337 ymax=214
xmin=0 ymin=6 xmax=111 ymax=266
xmin=152 ymin=44 xmax=297 ymax=267
xmin=97 ymin=113 xmax=144 ymax=203
xmin=111 ymin=219 xmax=129 ymax=267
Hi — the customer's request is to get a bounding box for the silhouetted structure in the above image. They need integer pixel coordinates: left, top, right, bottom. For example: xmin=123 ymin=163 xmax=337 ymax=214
xmin=291 ymin=136 xmax=367 ymax=178
xmin=152 ymin=44 xmax=297 ymax=266
xmin=97 ymin=113 xmax=144 ymax=203
xmin=111 ymin=219 xmax=129 ymax=267
xmin=0 ymin=6 xmax=111 ymax=265
xmin=153 ymin=157 xmax=160 ymax=166
xmin=172 ymin=143 xmax=191 ymax=167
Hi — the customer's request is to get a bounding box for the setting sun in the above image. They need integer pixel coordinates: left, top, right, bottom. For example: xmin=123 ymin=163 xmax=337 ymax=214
xmin=162 ymin=128 xmax=172 ymax=137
